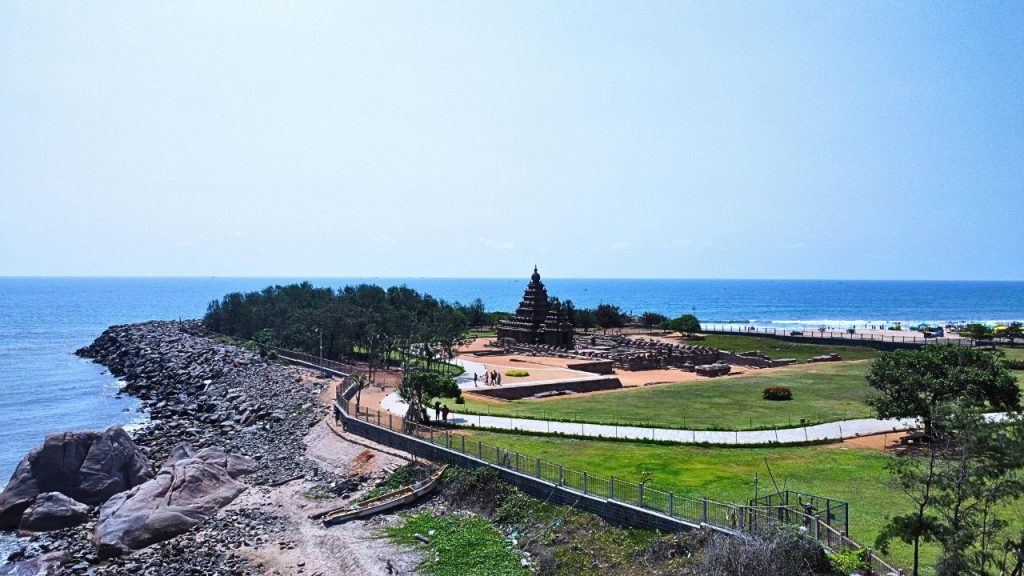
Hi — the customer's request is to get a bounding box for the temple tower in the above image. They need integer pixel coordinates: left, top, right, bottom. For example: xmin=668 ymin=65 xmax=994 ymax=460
xmin=496 ymin=267 xmax=574 ymax=347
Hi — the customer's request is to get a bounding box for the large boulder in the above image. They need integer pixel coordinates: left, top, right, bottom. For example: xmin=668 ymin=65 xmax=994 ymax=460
xmin=0 ymin=427 xmax=153 ymax=529
xmin=93 ymin=444 xmax=256 ymax=558
xmin=18 ymin=492 xmax=90 ymax=532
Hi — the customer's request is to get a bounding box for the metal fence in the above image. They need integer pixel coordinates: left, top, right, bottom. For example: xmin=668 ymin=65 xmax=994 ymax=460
xmin=750 ymin=490 xmax=849 ymax=536
xmin=336 ymin=383 xmax=901 ymax=575
xmin=703 ymin=324 xmax=972 ymax=347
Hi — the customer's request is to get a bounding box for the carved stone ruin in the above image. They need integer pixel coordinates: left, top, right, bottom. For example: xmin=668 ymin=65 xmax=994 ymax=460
xmin=495 ymin=267 xmax=574 ymax=348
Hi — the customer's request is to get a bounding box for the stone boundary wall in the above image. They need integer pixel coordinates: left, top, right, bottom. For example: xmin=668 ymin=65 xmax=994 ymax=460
xmin=337 ymin=403 xmax=700 ymax=533
xmin=466 ymin=376 xmax=623 ymax=400
xmin=565 ymin=359 xmax=616 ymax=374
xmin=703 ymin=330 xmax=943 ymax=352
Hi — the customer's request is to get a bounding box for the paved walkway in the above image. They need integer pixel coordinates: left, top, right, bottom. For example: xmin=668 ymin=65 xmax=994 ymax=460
xmin=378 ymin=392 xmax=929 ymax=445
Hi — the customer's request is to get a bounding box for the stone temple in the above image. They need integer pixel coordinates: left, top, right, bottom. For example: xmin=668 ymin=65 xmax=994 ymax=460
xmin=496 ymin=267 xmax=574 ymax=348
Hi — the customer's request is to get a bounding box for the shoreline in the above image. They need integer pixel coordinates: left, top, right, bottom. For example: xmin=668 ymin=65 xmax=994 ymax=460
xmin=1 ymin=320 xmax=421 ymax=575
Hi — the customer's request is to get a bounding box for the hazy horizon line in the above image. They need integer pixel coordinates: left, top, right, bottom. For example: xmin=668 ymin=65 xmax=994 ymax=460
xmin=3 ymin=275 xmax=1024 ymax=283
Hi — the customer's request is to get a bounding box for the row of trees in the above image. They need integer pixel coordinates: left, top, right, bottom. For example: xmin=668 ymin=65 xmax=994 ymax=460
xmin=866 ymin=345 xmax=1023 ymax=576
xmin=203 ymin=282 xmax=468 ymax=381
xmin=960 ymin=322 xmax=1023 ymax=345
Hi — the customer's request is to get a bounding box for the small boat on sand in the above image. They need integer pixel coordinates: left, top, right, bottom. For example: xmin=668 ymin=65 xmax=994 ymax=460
xmin=317 ymin=465 xmax=448 ymax=526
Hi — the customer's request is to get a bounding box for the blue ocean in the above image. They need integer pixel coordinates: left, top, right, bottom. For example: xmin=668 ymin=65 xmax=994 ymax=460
xmin=1 ymin=276 xmax=1022 ymax=558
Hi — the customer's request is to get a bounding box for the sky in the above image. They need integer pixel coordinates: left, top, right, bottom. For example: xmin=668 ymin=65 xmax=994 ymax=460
xmin=1 ymin=1 xmax=1022 ymax=280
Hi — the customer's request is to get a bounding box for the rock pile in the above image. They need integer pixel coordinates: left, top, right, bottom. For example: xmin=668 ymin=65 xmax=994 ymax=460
xmin=76 ymin=320 xmax=323 ymax=485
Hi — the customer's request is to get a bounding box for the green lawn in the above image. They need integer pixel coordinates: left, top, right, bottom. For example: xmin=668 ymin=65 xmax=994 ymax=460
xmin=453 ymin=361 xmax=875 ymax=430
xmin=695 ymin=334 xmax=881 ymax=362
xmin=461 ymin=429 xmax=927 ymax=570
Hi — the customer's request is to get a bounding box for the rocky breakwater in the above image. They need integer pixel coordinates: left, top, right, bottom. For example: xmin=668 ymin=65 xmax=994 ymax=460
xmin=0 ymin=320 xmax=325 ymax=574
xmin=76 ymin=320 xmax=323 ymax=485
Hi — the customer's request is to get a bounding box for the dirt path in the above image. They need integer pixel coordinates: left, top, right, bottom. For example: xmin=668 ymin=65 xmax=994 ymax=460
xmin=225 ymin=393 xmax=424 ymax=575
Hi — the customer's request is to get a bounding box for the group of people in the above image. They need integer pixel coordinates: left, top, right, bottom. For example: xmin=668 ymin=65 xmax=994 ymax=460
xmin=472 ymin=369 xmax=502 ymax=387
xmin=433 ymin=401 xmax=450 ymax=423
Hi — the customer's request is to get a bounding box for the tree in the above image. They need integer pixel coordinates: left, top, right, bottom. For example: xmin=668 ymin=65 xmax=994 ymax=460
xmin=875 ymin=444 xmax=943 ymax=576
xmin=459 ymin=298 xmax=488 ymax=327
xmin=639 ymin=311 xmax=669 ymax=329
xmin=1006 ymin=322 xmax=1023 ymax=346
xmin=661 ymin=314 xmax=701 ymax=335
xmin=877 ymin=406 xmax=1024 ymax=576
xmin=866 ymin=344 xmax=1020 ymax=437
xmin=962 ymin=324 xmax=995 ymax=345
xmin=564 ymin=300 xmax=595 ymax=330
xmin=398 ymin=371 xmax=460 ymax=424
xmin=594 ymin=304 xmax=626 ymax=333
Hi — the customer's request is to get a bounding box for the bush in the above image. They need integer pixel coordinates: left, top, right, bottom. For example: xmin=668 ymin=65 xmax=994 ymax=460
xmin=455 ymin=396 xmax=465 ymax=404
xmin=763 ymin=386 xmax=793 ymax=401
xmin=505 ymin=369 xmax=529 ymax=377
xmin=828 ymin=547 xmax=870 ymax=575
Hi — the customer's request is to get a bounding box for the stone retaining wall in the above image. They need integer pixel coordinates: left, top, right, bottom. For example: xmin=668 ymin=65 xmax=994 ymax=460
xmin=466 ymin=376 xmax=623 ymax=400
xmin=566 ymin=359 xmax=616 ymax=375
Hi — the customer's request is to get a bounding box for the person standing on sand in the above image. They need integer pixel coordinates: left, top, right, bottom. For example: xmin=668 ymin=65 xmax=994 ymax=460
xmin=442 ymin=404 xmax=449 ymax=423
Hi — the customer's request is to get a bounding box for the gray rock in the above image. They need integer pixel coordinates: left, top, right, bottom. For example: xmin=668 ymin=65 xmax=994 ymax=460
xmin=18 ymin=492 xmax=90 ymax=532
xmin=0 ymin=551 xmax=69 ymax=576
xmin=92 ymin=444 xmax=256 ymax=558
xmin=0 ymin=427 xmax=153 ymax=528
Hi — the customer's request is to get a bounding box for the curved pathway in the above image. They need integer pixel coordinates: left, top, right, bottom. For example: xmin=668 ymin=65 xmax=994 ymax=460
xmin=379 ymin=392 xmax=927 ymax=445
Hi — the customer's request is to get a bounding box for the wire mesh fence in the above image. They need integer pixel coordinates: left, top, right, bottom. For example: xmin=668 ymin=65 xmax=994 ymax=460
xmin=337 ymin=383 xmax=901 ymax=575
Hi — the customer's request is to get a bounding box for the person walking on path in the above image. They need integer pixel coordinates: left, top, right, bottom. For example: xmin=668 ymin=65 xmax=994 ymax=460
xmin=434 ymin=401 xmax=441 ymax=421
xmin=473 ymin=372 xmax=478 ymax=386
xmin=442 ymin=404 xmax=450 ymax=423
xmin=497 ymin=372 xmax=502 ymax=386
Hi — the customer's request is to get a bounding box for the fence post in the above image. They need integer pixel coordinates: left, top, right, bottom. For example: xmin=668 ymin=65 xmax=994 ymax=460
xmin=430 ymin=427 xmax=434 ymax=443
xmin=866 ymin=549 xmax=874 ymax=576
xmin=461 ymin=435 xmax=465 ymax=453
xmin=702 ymin=498 xmax=709 ymax=523
xmin=638 ymin=483 xmax=644 ymax=506
xmin=610 ymin=476 xmax=616 ymax=499
xmin=668 ymin=492 xmax=674 ymax=516
xmin=477 ymin=440 xmax=482 ymax=459
xmin=583 ymin=472 xmax=589 ymax=495
xmin=558 ymin=465 xmax=564 ymax=486
xmin=516 ymin=452 xmax=520 ymax=471
xmin=813 ymin=515 xmax=820 ymax=540
xmin=389 ymin=413 xmax=393 ymax=430
xmin=536 ymin=459 xmax=541 ymax=478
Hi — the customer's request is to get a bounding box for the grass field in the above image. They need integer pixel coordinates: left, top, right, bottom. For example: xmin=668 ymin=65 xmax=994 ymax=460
xmin=694 ymin=334 xmax=881 ymax=362
xmin=453 ymin=361 xmax=875 ymax=430
xmin=460 ymin=428 xmax=930 ymax=570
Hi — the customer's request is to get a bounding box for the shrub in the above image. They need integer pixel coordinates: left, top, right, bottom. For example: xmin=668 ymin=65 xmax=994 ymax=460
xmin=827 ymin=547 xmax=870 ymax=575
xmin=455 ymin=396 xmax=465 ymax=404
xmin=763 ymin=386 xmax=793 ymax=401
xmin=505 ymin=369 xmax=529 ymax=377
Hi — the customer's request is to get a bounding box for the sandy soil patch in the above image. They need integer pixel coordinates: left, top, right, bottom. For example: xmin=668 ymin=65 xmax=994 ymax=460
xmin=838 ymin=430 xmax=914 ymax=452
